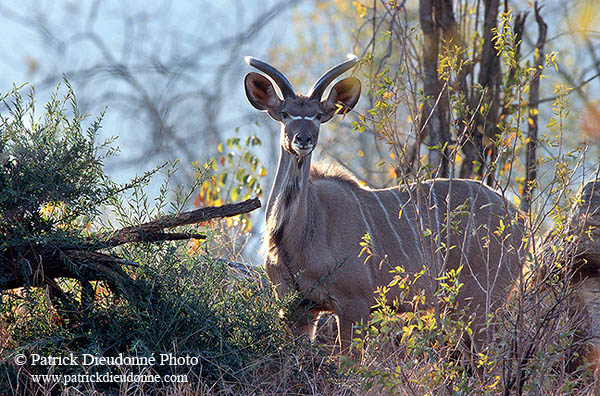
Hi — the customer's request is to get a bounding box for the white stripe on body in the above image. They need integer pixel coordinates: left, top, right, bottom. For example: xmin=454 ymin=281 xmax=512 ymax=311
xmin=428 ymin=183 xmax=441 ymax=243
xmin=464 ymin=181 xmax=473 ymax=255
xmin=389 ymin=188 xmax=424 ymax=262
xmin=425 ymin=183 xmax=445 ymax=274
xmin=485 ymin=188 xmax=494 ymax=233
xmin=371 ymin=191 xmax=410 ymax=262
xmin=349 ymin=189 xmax=376 ymax=254
xmin=459 ymin=183 xmax=488 ymax=295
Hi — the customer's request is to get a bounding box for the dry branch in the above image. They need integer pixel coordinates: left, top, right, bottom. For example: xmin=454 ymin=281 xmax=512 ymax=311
xmin=1 ymin=197 xmax=262 ymax=291
xmin=102 ymin=197 xmax=261 ymax=247
xmin=2 ymin=249 xmax=136 ymax=290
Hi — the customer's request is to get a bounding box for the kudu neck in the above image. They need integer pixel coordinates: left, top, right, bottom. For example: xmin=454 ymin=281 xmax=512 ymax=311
xmin=266 ymin=145 xmax=312 ymax=221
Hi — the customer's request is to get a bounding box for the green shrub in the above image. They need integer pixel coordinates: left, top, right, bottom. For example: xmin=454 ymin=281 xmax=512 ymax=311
xmin=0 ymin=82 xmax=115 ymax=249
xmin=0 ymin=82 xmax=332 ymax=395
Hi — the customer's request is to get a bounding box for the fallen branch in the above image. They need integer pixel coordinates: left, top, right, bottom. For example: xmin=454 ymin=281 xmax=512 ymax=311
xmin=1 ymin=197 xmax=262 ymax=291
xmin=2 ymin=248 xmax=137 ymax=290
xmin=102 ymin=197 xmax=261 ymax=247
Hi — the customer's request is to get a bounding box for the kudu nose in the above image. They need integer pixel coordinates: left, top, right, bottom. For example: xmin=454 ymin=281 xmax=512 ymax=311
xmin=293 ymin=133 xmax=312 ymax=149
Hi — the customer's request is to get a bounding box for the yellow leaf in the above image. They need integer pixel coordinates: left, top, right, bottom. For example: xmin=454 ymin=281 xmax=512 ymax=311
xmin=187 ymin=238 xmax=200 ymax=255
xmin=226 ymin=216 xmax=238 ymax=227
xmin=357 ymin=149 xmax=365 ymax=157
xmin=244 ymin=217 xmax=253 ymax=233
xmin=352 ymin=1 xmax=367 ymax=18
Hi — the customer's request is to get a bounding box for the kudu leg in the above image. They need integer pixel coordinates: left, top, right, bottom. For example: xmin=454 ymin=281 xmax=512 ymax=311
xmin=336 ymin=316 xmax=355 ymax=353
xmin=336 ymin=302 xmax=371 ymax=354
xmin=288 ymin=301 xmax=323 ymax=342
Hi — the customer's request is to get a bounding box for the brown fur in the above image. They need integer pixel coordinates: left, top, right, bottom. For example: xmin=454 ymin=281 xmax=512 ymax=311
xmin=244 ymin=59 xmax=524 ymax=354
xmin=310 ymin=162 xmax=360 ymax=188
xmin=264 ymin=149 xmax=525 ymax=353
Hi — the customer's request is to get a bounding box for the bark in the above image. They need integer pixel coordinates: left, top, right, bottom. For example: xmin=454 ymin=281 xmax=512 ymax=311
xmin=460 ymin=0 xmax=501 ymax=180
xmin=485 ymin=11 xmax=527 ymax=185
xmin=521 ymin=4 xmax=546 ymax=212
xmin=1 ymin=197 xmax=261 ymax=291
xmin=419 ymin=0 xmax=451 ymax=177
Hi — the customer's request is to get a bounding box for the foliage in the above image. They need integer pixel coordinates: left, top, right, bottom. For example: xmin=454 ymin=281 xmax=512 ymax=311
xmin=347 ymin=266 xmax=486 ymax=395
xmin=194 ymin=132 xmax=267 ymax=233
xmin=0 ymin=82 xmax=116 ymax=252
xmin=2 ymin=1 xmax=600 ymax=394
xmin=334 ymin=2 xmax=598 ymax=394
xmin=0 ymin=84 xmax=340 ymax=395
xmin=188 ymin=131 xmax=268 ymax=261
xmin=2 ymin=247 xmax=291 ymax=392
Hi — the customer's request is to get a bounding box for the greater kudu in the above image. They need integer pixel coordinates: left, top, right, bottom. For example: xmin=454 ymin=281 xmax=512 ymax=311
xmin=244 ymin=54 xmax=524 ymax=353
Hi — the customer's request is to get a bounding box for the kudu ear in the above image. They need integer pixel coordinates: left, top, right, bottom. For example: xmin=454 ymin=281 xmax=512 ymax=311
xmin=320 ymin=77 xmax=361 ymax=123
xmin=244 ymin=72 xmax=283 ymax=120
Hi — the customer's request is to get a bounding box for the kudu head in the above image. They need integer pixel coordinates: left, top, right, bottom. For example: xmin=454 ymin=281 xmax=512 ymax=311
xmin=244 ymin=54 xmax=361 ymax=164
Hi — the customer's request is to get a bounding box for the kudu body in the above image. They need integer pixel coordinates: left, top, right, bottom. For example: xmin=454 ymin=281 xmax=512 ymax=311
xmin=244 ymin=55 xmax=524 ymax=352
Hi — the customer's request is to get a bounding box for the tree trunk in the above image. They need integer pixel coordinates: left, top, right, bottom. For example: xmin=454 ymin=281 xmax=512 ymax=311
xmin=460 ymin=0 xmax=501 ymax=180
xmin=521 ymin=4 xmax=547 ymax=212
xmin=419 ymin=0 xmax=450 ymax=177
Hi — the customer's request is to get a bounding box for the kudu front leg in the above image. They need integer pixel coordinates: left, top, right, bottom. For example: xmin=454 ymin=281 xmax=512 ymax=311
xmin=336 ymin=316 xmax=355 ymax=354
xmin=336 ymin=302 xmax=371 ymax=355
xmin=285 ymin=300 xmax=322 ymax=342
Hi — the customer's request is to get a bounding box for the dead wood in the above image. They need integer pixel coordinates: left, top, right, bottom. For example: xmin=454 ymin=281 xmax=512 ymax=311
xmin=1 ymin=197 xmax=261 ymax=291
xmin=101 ymin=197 xmax=260 ymax=247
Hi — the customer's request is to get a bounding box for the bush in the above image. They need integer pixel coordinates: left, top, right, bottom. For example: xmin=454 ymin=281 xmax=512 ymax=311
xmin=0 ymin=82 xmax=114 ymax=252
xmin=0 ymin=83 xmax=342 ymax=395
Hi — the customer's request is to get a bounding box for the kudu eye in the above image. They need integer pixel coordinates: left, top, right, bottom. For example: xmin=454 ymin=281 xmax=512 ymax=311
xmin=280 ymin=110 xmax=289 ymax=119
